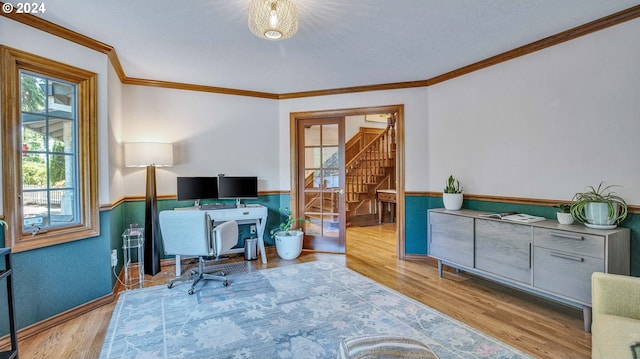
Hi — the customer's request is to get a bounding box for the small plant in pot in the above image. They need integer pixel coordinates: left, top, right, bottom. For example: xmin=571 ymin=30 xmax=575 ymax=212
xmin=570 ymin=182 xmax=627 ymax=229
xmin=553 ymin=204 xmax=574 ymax=225
xmin=442 ymin=175 xmax=463 ymax=210
xmin=270 ymin=208 xmax=309 ymax=260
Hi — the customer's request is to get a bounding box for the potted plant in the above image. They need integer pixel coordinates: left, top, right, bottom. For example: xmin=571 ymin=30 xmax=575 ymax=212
xmin=570 ymin=182 xmax=628 ymax=229
xmin=553 ymin=204 xmax=574 ymax=225
xmin=270 ymin=208 xmax=309 ymax=260
xmin=442 ymin=175 xmax=463 ymax=210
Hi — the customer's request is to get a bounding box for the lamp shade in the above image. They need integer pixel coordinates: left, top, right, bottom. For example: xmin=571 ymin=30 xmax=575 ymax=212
xmin=124 ymin=142 xmax=173 ymax=167
xmin=248 ymin=0 xmax=298 ymax=40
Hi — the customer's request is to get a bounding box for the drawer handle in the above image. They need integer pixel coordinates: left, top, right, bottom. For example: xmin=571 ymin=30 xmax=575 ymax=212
xmin=550 ymin=251 xmax=584 ymax=262
xmin=242 ymin=211 xmax=250 ymax=215
xmin=550 ymin=231 xmax=584 ymax=241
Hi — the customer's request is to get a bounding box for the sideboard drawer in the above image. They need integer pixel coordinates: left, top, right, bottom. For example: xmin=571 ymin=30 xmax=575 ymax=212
xmin=533 ymin=246 xmax=604 ymax=303
xmin=533 ymin=228 xmax=604 ymax=259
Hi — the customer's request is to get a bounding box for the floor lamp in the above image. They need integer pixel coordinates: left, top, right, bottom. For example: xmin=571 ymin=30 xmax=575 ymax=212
xmin=124 ymin=142 xmax=173 ymax=276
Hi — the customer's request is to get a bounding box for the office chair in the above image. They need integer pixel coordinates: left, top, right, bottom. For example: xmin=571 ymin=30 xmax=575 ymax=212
xmin=159 ymin=210 xmax=239 ymax=294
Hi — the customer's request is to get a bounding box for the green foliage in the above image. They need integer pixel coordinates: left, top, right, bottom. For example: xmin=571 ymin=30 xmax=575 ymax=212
xmin=553 ymin=204 xmax=572 ymax=213
xmin=22 ymin=161 xmax=46 ymax=186
xmin=49 ymin=142 xmax=66 ymax=185
xmin=270 ymin=208 xmax=309 ymax=237
xmin=21 ymin=73 xmax=46 ymax=113
xmin=570 ymin=182 xmax=628 ymax=224
xmin=443 ymin=175 xmax=462 ymax=194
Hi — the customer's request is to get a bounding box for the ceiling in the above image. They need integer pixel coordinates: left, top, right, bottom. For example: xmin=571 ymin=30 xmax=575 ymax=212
xmin=35 ymin=0 xmax=640 ymax=94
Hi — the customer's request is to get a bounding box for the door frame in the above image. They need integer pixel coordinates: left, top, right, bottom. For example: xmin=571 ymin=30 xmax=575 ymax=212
xmin=289 ymin=104 xmax=406 ymax=259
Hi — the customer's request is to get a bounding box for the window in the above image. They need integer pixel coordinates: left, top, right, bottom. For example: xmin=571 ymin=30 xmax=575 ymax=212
xmin=1 ymin=46 xmax=99 ymax=252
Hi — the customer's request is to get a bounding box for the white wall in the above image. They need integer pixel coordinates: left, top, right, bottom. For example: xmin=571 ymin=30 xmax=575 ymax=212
xmin=107 ymin=64 xmax=124 ymax=203
xmin=0 ymin=17 xmax=112 ymax=207
xmin=427 ymin=18 xmax=640 ymax=204
xmin=120 ymin=86 xmax=280 ymax=196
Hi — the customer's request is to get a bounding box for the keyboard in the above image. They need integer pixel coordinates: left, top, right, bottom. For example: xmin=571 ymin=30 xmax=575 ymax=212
xmin=200 ymin=203 xmax=237 ymax=210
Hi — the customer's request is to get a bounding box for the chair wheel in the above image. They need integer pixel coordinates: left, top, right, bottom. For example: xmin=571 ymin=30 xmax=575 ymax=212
xmin=167 ymin=283 xmax=174 ymax=289
xmin=223 ymin=280 xmax=229 ymax=287
xmin=188 ymin=288 xmax=194 ymax=295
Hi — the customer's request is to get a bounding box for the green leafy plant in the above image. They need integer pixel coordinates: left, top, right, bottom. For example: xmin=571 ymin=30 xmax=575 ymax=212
xmin=270 ymin=208 xmax=309 ymax=237
xmin=553 ymin=204 xmax=572 ymax=213
xmin=443 ymin=175 xmax=462 ymax=194
xmin=570 ymin=182 xmax=628 ymax=224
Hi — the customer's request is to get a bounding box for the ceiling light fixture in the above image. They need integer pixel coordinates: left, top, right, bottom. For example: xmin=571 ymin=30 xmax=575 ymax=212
xmin=248 ymin=0 xmax=298 ymax=40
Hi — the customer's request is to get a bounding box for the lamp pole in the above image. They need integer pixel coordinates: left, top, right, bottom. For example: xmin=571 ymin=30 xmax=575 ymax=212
xmin=144 ymin=164 xmax=162 ymax=276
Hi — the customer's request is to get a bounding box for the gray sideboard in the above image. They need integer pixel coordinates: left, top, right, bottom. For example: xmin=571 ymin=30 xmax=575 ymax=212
xmin=427 ymin=208 xmax=630 ymax=332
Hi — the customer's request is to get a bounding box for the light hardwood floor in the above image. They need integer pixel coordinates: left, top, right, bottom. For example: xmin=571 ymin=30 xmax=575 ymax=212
xmin=16 ymin=223 xmax=590 ymax=358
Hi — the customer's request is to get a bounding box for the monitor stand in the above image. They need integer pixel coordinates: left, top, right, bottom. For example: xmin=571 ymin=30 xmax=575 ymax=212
xmin=194 ymin=199 xmax=201 ymax=208
xmin=235 ymin=198 xmax=245 ymax=208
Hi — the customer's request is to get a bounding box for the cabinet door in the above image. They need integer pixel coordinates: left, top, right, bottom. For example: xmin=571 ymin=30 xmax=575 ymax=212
xmin=428 ymin=212 xmax=474 ymax=268
xmin=475 ymin=219 xmax=532 ymax=284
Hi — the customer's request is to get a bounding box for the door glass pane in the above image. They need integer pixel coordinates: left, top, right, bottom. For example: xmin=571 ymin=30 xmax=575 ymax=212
xmin=304 ymin=147 xmax=322 ymax=169
xmin=322 ymin=147 xmax=339 ymax=168
xmin=305 ymin=169 xmax=321 ymax=189
xmin=324 ymin=169 xmax=340 ymax=189
xmin=322 ymin=215 xmax=339 ymax=237
xmin=322 ymin=124 xmax=338 ymax=145
xmin=304 ymin=125 xmax=321 ymax=146
xmin=305 ymin=215 xmax=321 ymax=236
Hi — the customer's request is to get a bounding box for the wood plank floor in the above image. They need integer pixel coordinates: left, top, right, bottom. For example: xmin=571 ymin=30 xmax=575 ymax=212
xmin=16 ymin=223 xmax=591 ymax=358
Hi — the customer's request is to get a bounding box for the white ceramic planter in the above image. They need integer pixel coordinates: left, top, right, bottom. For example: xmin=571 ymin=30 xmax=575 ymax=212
xmin=556 ymin=212 xmax=574 ymax=225
xmin=275 ymin=231 xmax=304 ymax=260
xmin=442 ymin=193 xmax=463 ymax=210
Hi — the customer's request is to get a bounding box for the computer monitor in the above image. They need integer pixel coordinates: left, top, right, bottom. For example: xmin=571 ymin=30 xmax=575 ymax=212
xmin=217 ymin=176 xmax=258 ymax=206
xmin=176 ymin=177 xmax=218 ymax=206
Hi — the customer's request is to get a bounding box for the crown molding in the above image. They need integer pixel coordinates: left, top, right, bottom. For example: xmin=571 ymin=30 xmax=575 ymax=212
xmin=2 ymin=3 xmax=638 ymax=99
xmin=122 ymin=77 xmax=278 ymax=99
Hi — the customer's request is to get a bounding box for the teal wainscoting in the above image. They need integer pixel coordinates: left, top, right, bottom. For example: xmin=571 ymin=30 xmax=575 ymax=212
xmin=408 ymin=194 xmax=640 ymax=277
xmin=0 ymin=210 xmax=113 ymax=336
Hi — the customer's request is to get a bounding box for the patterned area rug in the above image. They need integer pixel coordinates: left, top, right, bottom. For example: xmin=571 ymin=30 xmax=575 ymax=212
xmin=100 ymin=261 xmax=532 ymax=359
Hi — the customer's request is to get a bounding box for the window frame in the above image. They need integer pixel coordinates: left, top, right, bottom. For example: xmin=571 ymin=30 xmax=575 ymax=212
xmin=1 ymin=46 xmax=99 ymax=252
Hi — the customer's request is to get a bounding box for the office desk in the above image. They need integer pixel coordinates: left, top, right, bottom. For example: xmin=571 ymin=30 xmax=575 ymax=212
xmin=174 ymin=204 xmax=268 ymax=276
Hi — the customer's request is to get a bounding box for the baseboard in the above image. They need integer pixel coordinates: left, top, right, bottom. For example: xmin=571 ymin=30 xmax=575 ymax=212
xmin=0 ymin=292 xmax=114 ymax=351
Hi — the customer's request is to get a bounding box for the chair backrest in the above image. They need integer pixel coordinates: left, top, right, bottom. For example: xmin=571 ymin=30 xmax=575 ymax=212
xmin=212 ymin=220 xmax=239 ymax=257
xmin=159 ymin=210 xmax=213 ymax=256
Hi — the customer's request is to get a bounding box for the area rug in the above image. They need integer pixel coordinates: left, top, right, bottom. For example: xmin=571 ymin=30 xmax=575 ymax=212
xmin=99 ymin=261 xmax=533 ymax=359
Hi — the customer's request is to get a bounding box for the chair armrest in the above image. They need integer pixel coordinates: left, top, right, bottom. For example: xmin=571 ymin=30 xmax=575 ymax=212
xmin=592 ymin=272 xmax=640 ymax=321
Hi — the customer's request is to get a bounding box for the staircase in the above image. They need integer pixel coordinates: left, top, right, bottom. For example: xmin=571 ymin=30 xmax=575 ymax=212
xmin=345 ymin=114 xmax=396 ymax=226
